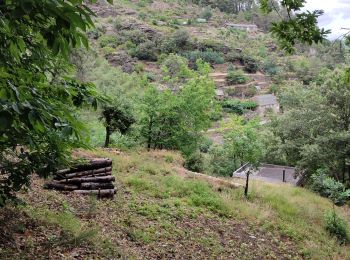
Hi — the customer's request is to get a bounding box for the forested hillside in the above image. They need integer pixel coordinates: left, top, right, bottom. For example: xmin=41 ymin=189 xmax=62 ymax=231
xmin=0 ymin=0 xmax=350 ymax=259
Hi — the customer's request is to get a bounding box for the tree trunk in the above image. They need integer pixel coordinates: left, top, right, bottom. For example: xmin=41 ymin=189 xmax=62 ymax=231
xmin=104 ymin=125 xmax=111 ymax=148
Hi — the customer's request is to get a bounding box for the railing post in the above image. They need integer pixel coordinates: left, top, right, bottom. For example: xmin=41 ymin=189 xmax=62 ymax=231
xmin=283 ymin=170 xmax=286 ymax=182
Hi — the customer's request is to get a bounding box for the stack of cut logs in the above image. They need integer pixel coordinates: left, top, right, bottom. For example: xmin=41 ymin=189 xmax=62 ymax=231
xmin=44 ymin=158 xmax=115 ymax=198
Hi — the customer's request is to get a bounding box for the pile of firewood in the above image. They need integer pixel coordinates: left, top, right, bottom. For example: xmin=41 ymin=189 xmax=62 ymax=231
xmin=44 ymin=158 xmax=115 ymax=198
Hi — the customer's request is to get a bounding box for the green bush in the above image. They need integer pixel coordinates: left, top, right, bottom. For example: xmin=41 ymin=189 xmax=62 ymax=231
xmin=130 ymin=41 xmax=158 ymax=61
xmin=161 ymin=30 xmax=191 ymax=54
xmin=161 ymin=54 xmax=192 ymax=81
xmin=311 ymin=172 xmax=350 ymax=206
xmin=199 ymin=137 xmax=213 ymax=153
xmin=241 ymin=100 xmax=258 ymax=110
xmin=226 ymin=50 xmax=244 ymax=63
xmin=221 ymin=99 xmax=257 ymax=115
xmin=226 ymin=69 xmax=249 ymax=85
xmin=243 ymin=57 xmax=259 ymax=73
xmin=101 ymin=46 xmax=115 ymax=57
xmin=122 ymin=29 xmax=147 ymax=45
xmin=206 ymin=146 xmax=237 ymax=177
xmin=200 ymin=8 xmax=212 ymax=20
xmin=184 ymin=152 xmax=204 ymax=173
xmin=98 ymin=35 xmax=119 ymax=48
xmin=198 ymin=39 xmax=229 ymax=53
xmin=324 ymin=210 xmax=350 ymax=244
xmin=182 ymin=49 xmax=224 ymax=68
xmin=263 ymin=58 xmax=280 ymax=76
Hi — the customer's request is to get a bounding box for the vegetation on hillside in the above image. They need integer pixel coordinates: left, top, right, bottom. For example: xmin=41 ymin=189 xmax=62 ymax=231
xmin=1 ymin=149 xmax=349 ymax=258
xmin=1 ymin=0 xmax=350 ymax=258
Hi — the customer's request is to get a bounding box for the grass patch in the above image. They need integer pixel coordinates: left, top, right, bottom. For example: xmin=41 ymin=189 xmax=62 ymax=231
xmin=26 ymin=204 xmax=98 ymax=248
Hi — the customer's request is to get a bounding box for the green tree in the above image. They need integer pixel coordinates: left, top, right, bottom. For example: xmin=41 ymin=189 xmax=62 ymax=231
xmin=224 ymin=116 xmax=263 ymax=170
xmin=269 ymin=69 xmax=350 ymax=183
xmin=0 ymin=0 xmax=110 ymax=205
xmin=140 ymin=61 xmax=216 ymax=156
xmin=100 ymin=103 xmax=135 ymax=148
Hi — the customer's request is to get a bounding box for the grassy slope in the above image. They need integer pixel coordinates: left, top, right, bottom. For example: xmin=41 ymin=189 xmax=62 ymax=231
xmin=1 ymin=149 xmax=349 ymax=259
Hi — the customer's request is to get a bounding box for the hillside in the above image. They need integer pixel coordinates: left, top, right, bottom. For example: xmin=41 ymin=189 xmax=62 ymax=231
xmin=76 ymin=0 xmax=344 ymax=148
xmin=1 ymin=1 xmax=350 ymax=259
xmin=1 ymin=149 xmax=349 ymax=259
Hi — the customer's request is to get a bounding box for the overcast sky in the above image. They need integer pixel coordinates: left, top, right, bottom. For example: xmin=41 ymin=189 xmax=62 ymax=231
xmin=302 ymin=0 xmax=350 ymax=39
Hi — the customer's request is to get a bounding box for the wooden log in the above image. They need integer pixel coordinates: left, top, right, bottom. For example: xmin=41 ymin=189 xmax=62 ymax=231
xmin=80 ymin=182 xmax=114 ymax=189
xmin=44 ymin=183 xmax=79 ymax=191
xmin=58 ymin=176 xmax=115 ymax=184
xmin=54 ymin=167 xmax=112 ymax=180
xmin=56 ymin=158 xmax=112 ymax=176
xmin=73 ymin=189 xmax=116 ymax=197
xmin=84 ymin=172 xmax=112 ymax=178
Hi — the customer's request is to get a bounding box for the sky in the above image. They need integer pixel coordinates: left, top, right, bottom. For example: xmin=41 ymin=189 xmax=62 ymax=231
xmin=302 ymin=0 xmax=350 ymax=39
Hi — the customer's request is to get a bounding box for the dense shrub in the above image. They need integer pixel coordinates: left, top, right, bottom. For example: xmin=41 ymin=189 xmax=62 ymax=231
xmin=205 ymin=146 xmax=237 ymax=177
xmin=161 ymin=30 xmax=191 ymax=54
xmin=199 ymin=138 xmax=213 ymax=153
xmin=226 ymin=50 xmax=244 ymax=63
xmin=311 ymin=171 xmax=350 ymax=206
xmin=98 ymin=35 xmax=119 ymax=48
xmin=221 ymin=100 xmax=257 ymax=115
xmin=130 ymin=41 xmax=158 ymax=61
xmin=101 ymin=46 xmax=116 ymax=57
xmin=243 ymin=57 xmax=259 ymax=73
xmin=200 ymin=8 xmax=213 ymax=20
xmin=245 ymin=86 xmax=258 ymax=97
xmin=197 ymin=39 xmax=229 ymax=53
xmin=122 ymin=29 xmax=147 ymax=45
xmin=184 ymin=151 xmax=204 ymax=173
xmin=182 ymin=49 xmax=224 ymax=68
xmin=263 ymin=58 xmax=280 ymax=76
xmin=161 ymin=54 xmax=193 ymax=83
xmin=324 ymin=210 xmax=350 ymax=244
xmin=226 ymin=69 xmax=249 ymax=85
